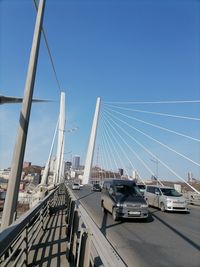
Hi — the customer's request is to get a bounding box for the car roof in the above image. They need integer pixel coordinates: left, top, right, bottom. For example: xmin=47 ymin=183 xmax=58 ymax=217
xmin=104 ymin=179 xmax=136 ymax=185
xmin=146 ymin=185 xmax=173 ymax=189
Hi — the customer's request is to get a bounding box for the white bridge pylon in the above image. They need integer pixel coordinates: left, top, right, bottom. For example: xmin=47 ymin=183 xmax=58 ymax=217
xmin=54 ymin=91 xmax=66 ymax=184
xmin=40 ymin=91 xmax=66 ymax=186
xmin=82 ymin=97 xmax=101 ymax=185
xmin=30 ymin=91 xmax=66 ymax=207
xmin=41 ymin=91 xmax=66 ymax=186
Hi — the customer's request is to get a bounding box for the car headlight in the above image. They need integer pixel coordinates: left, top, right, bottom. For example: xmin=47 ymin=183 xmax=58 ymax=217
xmin=141 ymin=204 xmax=148 ymax=208
xmin=167 ymin=199 xmax=172 ymax=203
xmin=116 ymin=203 xmax=127 ymax=207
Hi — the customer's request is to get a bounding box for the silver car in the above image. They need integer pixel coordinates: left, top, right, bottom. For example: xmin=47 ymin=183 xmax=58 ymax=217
xmin=144 ymin=185 xmax=188 ymax=212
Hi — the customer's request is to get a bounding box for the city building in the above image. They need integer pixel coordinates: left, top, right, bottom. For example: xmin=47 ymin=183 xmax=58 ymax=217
xmin=65 ymin=161 xmax=72 ymax=171
xmin=72 ymin=156 xmax=80 ymax=170
xmin=23 ymin=161 xmax=31 ymax=168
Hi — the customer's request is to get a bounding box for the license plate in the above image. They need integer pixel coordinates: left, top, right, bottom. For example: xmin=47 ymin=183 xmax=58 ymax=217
xmin=129 ymin=211 xmax=141 ymax=215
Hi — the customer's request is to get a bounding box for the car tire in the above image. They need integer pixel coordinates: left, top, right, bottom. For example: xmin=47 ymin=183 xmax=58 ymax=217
xmin=112 ymin=207 xmax=119 ymax=221
xmin=160 ymin=202 xmax=165 ymax=212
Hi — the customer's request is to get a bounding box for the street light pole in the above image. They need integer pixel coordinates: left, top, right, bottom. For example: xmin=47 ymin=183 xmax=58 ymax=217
xmin=1 ymin=0 xmax=45 ymax=230
xmin=150 ymin=158 xmax=159 ymax=179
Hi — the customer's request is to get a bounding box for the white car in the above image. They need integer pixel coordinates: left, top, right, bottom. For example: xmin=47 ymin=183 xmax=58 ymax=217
xmin=144 ymin=185 xmax=188 ymax=212
xmin=72 ymin=183 xmax=80 ymax=190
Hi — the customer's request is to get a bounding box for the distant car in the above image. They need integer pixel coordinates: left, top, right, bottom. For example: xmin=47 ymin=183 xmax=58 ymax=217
xmin=144 ymin=185 xmax=188 ymax=212
xmin=72 ymin=183 xmax=80 ymax=190
xmin=92 ymin=184 xmax=101 ymax=191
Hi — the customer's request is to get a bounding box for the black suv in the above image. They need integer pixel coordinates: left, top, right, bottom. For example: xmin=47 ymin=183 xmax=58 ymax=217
xmin=101 ymin=179 xmax=148 ymax=221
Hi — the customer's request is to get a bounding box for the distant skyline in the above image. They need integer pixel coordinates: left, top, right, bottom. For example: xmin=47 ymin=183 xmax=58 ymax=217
xmin=0 ymin=0 xmax=199 ymax=182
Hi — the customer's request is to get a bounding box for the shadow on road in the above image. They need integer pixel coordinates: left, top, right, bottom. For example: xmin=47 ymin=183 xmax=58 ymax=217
xmin=100 ymin=211 xmax=123 ymax=236
xmin=77 ymin=191 xmax=96 ymax=201
xmin=100 ymin=211 xmax=154 ymax=236
xmin=152 ymin=213 xmax=200 ymax=252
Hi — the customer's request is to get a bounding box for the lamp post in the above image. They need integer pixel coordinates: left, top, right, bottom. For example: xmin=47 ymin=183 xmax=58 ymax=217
xmin=1 ymin=0 xmax=45 ymax=230
xmin=150 ymin=157 xmax=159 ymax=180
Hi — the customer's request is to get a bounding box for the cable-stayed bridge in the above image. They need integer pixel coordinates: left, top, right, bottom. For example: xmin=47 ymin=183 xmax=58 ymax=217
xmin=0 ymin=93 xmax=200 ymax=267
xmin=0 ymin=0 xmax=199 ymax=266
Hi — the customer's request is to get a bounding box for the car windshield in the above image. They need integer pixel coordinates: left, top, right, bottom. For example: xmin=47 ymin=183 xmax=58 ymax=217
xmin=137 ymin=185 xmax=146 ymax=190
xmin=114 ymin=184 xmax=141 ymax=197
xmin=160 ymin=188 xmax=182 ymax=197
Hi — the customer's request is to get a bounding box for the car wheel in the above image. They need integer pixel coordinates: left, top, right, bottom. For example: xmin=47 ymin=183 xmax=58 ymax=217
xmin=112 ymin=207 xmax=119 ymax=221
xmin=160 ymin=202 xmax=165 ymax=212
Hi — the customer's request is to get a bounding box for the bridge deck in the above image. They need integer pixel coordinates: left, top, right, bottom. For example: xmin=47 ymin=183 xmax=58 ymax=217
xmin=28 ymin=205 xmax=70 ymax=267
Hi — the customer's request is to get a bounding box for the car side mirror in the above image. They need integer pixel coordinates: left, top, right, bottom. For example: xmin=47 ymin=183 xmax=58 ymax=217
xmin=155 ymin=191 xmax=160 ymax=195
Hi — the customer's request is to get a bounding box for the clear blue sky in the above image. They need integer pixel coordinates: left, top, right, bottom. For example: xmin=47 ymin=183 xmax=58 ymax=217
xmin=0 ymin=0 xmax=199 ymax=181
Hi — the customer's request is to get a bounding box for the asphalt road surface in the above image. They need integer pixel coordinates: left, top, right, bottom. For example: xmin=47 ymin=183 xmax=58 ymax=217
xmin=72 ymin=185 xmax=200 ymax=267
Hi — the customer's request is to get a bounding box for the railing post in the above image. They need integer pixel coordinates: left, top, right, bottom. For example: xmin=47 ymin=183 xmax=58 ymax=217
xmin=66 ymin=200 xmax=75 ymax=239
xmin=41 ymin=205 xmax=45 ymax=231
xmin=67 ymin=209 xmax=79 ymax=263
xmin=76 ymin=229 xmax=93 ymax=267
xmin=23 ymin=227 xmax=28 ymax=266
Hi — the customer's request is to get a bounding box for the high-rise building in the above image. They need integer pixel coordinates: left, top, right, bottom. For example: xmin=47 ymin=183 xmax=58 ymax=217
xmin=72 ymin=156 xmax=80 ymax=170
xmin=65 ymin=161 xmax=72 ymax=171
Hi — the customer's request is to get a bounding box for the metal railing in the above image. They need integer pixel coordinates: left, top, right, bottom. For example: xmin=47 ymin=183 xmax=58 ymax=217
xmin=0 ymin=184 xmax=64 ymax=267
xmin=65 ymin=185 xmax=127 ymax=267
xmin=0 ymin=183 xmax=127 ymax=267
xmin=184 ymin=191 xmax=200 ymax=206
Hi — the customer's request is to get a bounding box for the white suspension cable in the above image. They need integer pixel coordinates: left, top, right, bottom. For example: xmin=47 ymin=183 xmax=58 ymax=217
xmin=101 ymin=121 xmax=123 ymax=176
xmin=102 ymin=110 xmax=159 ymax=185
xmin=103 ymin=111 xmax=162 ymax=185
xmin=102 ymin=113 xmax=146 ymax=184
xmin=98 ymin=139 xmax=108 ymax=180
xmin=104 ymin=100 xmax=200 ymax=104
xmin=101 ymin=123 xmax=118 ymax=178
xmin=101 ymin=114 xmax=130 ymax=178
xmin=104 ymin=106 xmax=200 ymax=142
xmin=104 ymin=104 xmax=200 ymax=121
xmin=104 ymin=110 xmax=200 ymax=194
xmin=98 ymin=146 xmax=105 ymax=181
xmin=105 ymin=109 xmax=200 ymax=168
xmin=101 ymin=124 xmax=115 ymax=178
xmin=99 ymin=135 xmax=110 ymax=179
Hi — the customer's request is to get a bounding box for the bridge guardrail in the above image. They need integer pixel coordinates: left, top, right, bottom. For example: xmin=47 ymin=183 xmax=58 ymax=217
xmin=65 ymin=184 xmax=127 ymax=267
xmin=183 ymin=192 xmax=200 ymax=206
xmin=0 ymin=185 xmax=61 ymax=267
xmin=0 ymin=183 xmax=127 ymax=267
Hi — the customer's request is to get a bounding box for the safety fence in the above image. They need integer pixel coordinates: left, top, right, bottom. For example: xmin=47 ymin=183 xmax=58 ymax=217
xmin=0 ymin=183 xmax=126 ymax=267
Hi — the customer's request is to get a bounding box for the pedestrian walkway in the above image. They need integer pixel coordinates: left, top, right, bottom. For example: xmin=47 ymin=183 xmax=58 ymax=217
xmin=28 ymin=205 xmax=69 ymax=267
